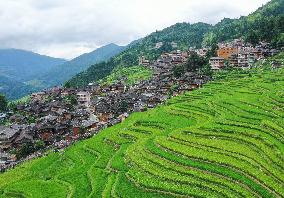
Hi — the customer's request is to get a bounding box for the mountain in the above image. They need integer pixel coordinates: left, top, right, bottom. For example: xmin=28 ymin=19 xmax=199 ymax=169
xmin=0 ymin=49 xmax=66 ymax=100
xmin=0 ymin=49 xmax=66 ymax=81
xmin=1 ymin=64 xmax=283 ymax=197
xmin=66 ymin=23 xmax=212 ymax=87
xmin=0 ymin=44 xmax=126 ymax=100
xmin=66 ymin=0 xmax=283 ymax=88
xmin=40 ymin=43 xmax=126 ymax=86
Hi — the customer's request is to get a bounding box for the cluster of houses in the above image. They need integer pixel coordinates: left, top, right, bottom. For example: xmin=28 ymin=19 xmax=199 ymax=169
xmin=140 ymin=39 xmax=280 ymax=70
xmin=0 ymin=56 xmax=209 ymax=168
xmin=209 ymin=39 xmax=280 ymax=70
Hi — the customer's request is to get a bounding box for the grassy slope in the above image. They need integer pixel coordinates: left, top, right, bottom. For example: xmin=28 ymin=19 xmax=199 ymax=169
xmin=1 ymin=66 xmax=284 ymax=197
xmin=99 ymin=66 xmax=153 ymax=85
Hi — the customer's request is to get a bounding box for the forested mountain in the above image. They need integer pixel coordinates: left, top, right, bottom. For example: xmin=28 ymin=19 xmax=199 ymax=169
xmin=202 ymin=0 xmax=284 ymax=46
xmin=0 ymin=49 xmax=66 ymax=100
xmin=67 ymin=0 xmax=284 ymax=88
xmin=40 ymin=43 xmax=126 ymax=86
xmin=0 ymin=76 xmax=36 ymax=100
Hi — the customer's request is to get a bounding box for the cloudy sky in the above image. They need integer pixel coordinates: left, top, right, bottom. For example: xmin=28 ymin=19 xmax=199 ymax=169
xmin=0 ymin=0 xmax=270 ymax=59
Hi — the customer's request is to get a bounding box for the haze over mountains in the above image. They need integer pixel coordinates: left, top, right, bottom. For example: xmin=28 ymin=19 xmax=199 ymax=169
xmin=0 ymin=44 xmax=126 ymax=100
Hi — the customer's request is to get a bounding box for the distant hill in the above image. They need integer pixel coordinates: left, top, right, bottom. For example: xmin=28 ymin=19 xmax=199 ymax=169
xmin=0 ymin=44 xmax=126 ymax=100
xmin=40 ymin=43 xmax=126 ymax=86
xmin=0 ymin=49 xmax=66 ymax=81
xmin=67 ymin=0 xmax=284 ymax=88
xmin=0 ymin=49 xmax=66 ymax=100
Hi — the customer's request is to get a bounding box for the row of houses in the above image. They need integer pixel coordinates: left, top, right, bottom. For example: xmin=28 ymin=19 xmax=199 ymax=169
xmin=140 ymin=39 xmax=280 ymax=70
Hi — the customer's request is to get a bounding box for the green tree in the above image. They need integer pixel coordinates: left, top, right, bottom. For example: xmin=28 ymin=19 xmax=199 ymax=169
xmin=168 ymin=84 xmax=179 ymax=97
xmin=173 ymin=65 xmax=185 ymax=77
xmin=185 ymin=52 xmax=207 ymax=72
xmin=200 ymin=64 xmax=214 ymax=77
xmin=66 ymin=95 xmax=78 ymax=106
xmin=34 ymin=140 xmax=45 ymax=150
xmin=0 ymin=94 xmax=8 ymax=112
xmin=206 ymin=42 xmax=219 ymax=59
xmin=119 ymin=101 xmax=129 ymax=113
xmin=64 ymin=81 xmax=71 ymax=88
xmin=16 ymin=143 xmax=34 ymax=159
xmin=158 ymin=42 xmax=173 ymax=53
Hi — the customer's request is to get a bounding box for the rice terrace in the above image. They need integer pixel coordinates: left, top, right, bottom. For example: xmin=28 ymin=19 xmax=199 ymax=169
xmin=0 ymin=64 xmax=283 ymax=197
xmin=0 ymin=0 xmax=284 ymax=197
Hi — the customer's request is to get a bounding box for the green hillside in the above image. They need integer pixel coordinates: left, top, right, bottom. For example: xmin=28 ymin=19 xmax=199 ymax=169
xmin=203 ymin=0 xmax=284 ymax=46
xmin=99 ymin=66 xmax=153 ymax=85
xmin=66 ymin=0 xmax=284 ymax=88
xmin=1 ymin=64 xmax=284 ymax=197
xmin=66 ymin=22 xmax=212 ymax=88
xmin=40 ymin=43 xmax=126 ymax=87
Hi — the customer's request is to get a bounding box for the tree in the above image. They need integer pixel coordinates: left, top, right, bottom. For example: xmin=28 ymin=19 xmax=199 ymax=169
xmin=119 ymin=101 xmax=128 ymax=113
xmin=206 ymin=42 xmax=219 ymax=59
xmin=64 ymin=81 xmax=71 ymax=88
xmin=158 ymin=42 xmax=173 ymax=53
xmin=168 ymin=84 xmax=179 ymax=97
xmin=66 ymin=95 xmax=78 ymax=106
xmin=0 ymin=94 xmax=8 ymax=112
xmin=16 ymin=143 xmax=34 ymax=159
xmin=200 ymin=64 xmax=213 ymax=77
xmin=34 ymin=140 xmax=45 ymax=150
xmin=173 ymin=65 xmax=185 ymax=77
xmin=185 ymin=52 xmax=207 ymax=72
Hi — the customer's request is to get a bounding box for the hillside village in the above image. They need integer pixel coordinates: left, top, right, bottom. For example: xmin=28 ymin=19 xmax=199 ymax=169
xmin=0 ymin=39 xmax=282 ymax=170
xmin=140 ymin=39 xmax=280 ymax=70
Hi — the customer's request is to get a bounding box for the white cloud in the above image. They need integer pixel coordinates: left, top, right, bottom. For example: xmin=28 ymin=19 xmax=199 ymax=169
xmin=0 ymin=0 xmax=270 ymax=59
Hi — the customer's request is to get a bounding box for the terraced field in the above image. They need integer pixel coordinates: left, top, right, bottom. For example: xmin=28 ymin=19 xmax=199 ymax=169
xmin=0 ymin=67 xmax=284 ymax=198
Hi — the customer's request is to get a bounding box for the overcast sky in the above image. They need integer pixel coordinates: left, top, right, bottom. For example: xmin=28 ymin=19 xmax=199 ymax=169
xmin=0 ymin=0 xmax=270 ymax=59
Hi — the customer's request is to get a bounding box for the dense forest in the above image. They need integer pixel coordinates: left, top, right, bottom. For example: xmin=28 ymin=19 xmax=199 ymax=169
xmin=66 ymin=0 xmax=284 ymax=88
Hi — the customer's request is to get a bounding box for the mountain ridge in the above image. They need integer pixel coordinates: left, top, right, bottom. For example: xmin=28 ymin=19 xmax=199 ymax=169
xmin=66 ymin=0 xmax=283 ymax=88
xmin=38 ymin=43 xmax=126 ymax=87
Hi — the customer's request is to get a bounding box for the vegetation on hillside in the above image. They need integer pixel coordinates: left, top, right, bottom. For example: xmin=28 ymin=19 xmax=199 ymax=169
xmin=66 ymin=0 xmax=284 ymax=88
xmin=1 ymin=64 xmax=284 ymax=197
xmin=203 ymin=0 xmax=284 ymax=47
xmin=99 ymin=66 xmax=153 ymax=85
xmin=66 ymin=22 xmax=212 ymax=88
xmin=0 ymin=94 xmax=7 ymax=112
